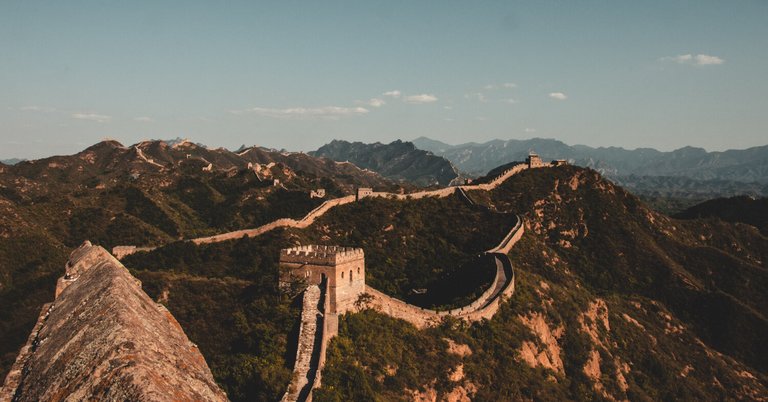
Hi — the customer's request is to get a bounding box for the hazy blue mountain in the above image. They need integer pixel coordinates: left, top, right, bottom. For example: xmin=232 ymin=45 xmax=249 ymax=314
xmin=413 ymin=137 xmax=768 ymax=182
xmin=0 ymin=158 xmax=25 ymax=165
xmin=413 ymin=137 xmax=768 ymax=198
xmin=311 ymin=139 xmax=459 ymax=187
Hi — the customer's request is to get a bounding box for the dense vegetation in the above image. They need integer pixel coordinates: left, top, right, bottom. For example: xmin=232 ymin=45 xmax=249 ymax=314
xmin=114 ymin=191 xmax=518 ymax=400
xmin=0 ymin=231 xmax=68 ymax=376
xmin=293 ymin=193 xmax=517 ymax=307
xmin=315 ymin=165 xmax=768 ymax=400
xmin=125 ymin=232 xmax=300 ymax=401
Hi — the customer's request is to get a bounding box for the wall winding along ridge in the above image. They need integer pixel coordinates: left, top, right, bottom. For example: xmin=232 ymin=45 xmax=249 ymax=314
xmin=112 ymin=162 xmax=534 ymax=258
xmin=281 ymin=165 xmax=538 ymax=400
xmin=107 ymin=160 xmax=546 ymax=401
xmin=365 ymin=216 xmax=523 ymax=328
xmin=191 ymin=195 xmax=357 ymax=245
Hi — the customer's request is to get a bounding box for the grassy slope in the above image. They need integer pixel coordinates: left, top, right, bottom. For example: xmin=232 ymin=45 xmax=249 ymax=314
xmin=315 ymin=166 xmax=768 ymax=401
xmin=118 ymin=191 xmax=518 ymax=401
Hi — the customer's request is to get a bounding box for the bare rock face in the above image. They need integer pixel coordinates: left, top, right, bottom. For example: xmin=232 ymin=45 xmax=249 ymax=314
xmin=0 ymin=241 xmax=228 ymax=402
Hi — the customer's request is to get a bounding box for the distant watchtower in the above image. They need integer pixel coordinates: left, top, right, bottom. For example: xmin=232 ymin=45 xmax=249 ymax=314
xmin=279 ymin=245 xmax=365 ymax=314
xmin=526 ymin=152 xmax=544 ymax=168
xmin=356 ymin=188 xmax=373 ymax=201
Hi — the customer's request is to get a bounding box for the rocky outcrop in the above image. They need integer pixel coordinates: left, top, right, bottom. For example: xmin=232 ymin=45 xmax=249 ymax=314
xmin=0 ymin=241 xmax=227 ymax=402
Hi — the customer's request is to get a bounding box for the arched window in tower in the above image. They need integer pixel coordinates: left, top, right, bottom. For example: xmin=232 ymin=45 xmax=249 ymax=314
xmin=349 ymin=270 xmax=353 ymax=283
xmin=341 ymin=271 xmax=344 ymax=279
xmin=357 ymin=266 xmax=360 ymax=274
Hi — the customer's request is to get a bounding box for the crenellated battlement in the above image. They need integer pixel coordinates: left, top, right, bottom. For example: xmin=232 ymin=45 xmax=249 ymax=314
xmin=280 ymin=245 xmax=364 ymax=266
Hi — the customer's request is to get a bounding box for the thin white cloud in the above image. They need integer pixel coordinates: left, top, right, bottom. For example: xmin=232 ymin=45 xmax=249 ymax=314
xmin=694 ymin=54 xmax=725 ymax=65
xmin=465 ymin=92 xmax=487 ymax=102
xmin=357 ymin=98 xmax=386 ymax=107
xmin=484 ymin=82 xmax=516 ymax=90
xmin=549 ymin=92 xmax=568 ymax=101
xmin=19 ymin=105 xmax=57 ymax=112
xmin=72 ymin=113 xmax=111 ymax=123
xmin=443 ymin=106 xmax=453 ymax=110
xmin=661 ymin=53 xmax=725 ymax=66
xmin=133 ymin=116 xmax=154 ymax=122
xmin=502 ymin=98 xmax=519 ymax=104
xmin=230 ymin=106 xmax=369 ymax=120
xmin=524 ymin=128 xmax=536 ymax=133
xmin=404 ymin=94 xmax=438 ymax=104
xmin=383 ymin=90 xmax=401 ymax=98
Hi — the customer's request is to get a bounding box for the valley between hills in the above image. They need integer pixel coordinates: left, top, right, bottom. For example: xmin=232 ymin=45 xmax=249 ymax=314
xmin=1 ymin=139 xmax=767 ymax=401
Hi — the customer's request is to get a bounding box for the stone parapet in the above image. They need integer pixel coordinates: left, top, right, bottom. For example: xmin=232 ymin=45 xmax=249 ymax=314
xmin=280 ymin=245 xmax=364 ymax=266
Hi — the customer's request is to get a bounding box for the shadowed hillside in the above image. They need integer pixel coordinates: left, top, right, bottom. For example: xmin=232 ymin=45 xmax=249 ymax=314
xmin=674 ymin=195 xmax=768 ymax=236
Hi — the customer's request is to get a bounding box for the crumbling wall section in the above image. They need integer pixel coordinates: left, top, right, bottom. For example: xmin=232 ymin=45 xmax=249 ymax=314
xmin=1 ymin=241 xmax=227 ymax=402
xmin=282 ymin=285 xmax=322 ymax=402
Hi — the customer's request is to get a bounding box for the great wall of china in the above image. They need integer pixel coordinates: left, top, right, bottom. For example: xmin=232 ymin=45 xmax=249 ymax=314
xmin=277 ymin=161 xmax=545 ymax=402
xmin=364 ymin=216 xmax=523 ymax=329
xmin=111 ymin=161 xmax=530 ymax=256
xmin=106 ymin=155 xmax=556 ymax=402
xmin=279 ymin=210 xmax=525 ymax=402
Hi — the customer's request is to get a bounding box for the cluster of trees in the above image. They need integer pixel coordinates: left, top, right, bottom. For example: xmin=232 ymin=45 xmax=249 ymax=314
xmin=126 ymin=233 xmax=300 ymax=401
xmin=294 ymin=194 xmax=517 ymax=308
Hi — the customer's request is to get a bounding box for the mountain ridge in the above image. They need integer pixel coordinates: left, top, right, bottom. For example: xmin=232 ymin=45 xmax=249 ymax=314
xmin=310 ymin=139 xmax=460 ymax=187
xmin=413 ymin=136 xmax=768 ymax=190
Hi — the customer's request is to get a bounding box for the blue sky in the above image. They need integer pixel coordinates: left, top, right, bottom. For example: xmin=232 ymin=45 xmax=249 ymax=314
xmin=2 ymin=1 xmax=767 ymax=159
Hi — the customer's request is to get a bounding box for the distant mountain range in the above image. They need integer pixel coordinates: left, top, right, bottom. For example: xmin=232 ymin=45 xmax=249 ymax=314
xmin=414 ymin=137 xmax=768 ymax=197
xmin=311 ymin=139 xmax=459 ymax=187
xmin=0 ymin=158 xmax=24 ymax=165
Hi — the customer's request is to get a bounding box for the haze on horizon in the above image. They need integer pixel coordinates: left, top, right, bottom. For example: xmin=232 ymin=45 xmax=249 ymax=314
xmin=2 ymin=1 xmax=767 ymax=160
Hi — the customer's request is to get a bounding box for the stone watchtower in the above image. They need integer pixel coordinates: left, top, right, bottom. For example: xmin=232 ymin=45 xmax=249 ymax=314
xmin=526 ymin=152 xmax=544 ymax=168
xmin=356 ymin=188 xmax=373 ymax=201
xmin=279 ymin=245 xmax=365 ymax=314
